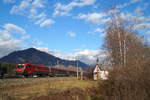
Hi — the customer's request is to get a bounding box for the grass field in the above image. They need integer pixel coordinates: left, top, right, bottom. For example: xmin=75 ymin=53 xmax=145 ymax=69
xmin=0 ymin=77 xmax=97 ymax=100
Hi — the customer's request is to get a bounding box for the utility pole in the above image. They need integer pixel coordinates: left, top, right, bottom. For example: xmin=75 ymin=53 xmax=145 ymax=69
xmin=57 ymin=60 xmax=59 ymax=66
xmin=77 ymin=60 xmax=79 ymax=79
xmin=80 ymin=68 xmax=83 ymax=80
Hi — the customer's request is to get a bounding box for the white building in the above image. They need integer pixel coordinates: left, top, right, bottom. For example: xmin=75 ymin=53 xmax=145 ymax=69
xmin=93 ymin=59 xmax=109 ymax=80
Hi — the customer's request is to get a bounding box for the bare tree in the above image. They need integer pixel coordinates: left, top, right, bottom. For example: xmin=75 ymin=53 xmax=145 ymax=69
xmin=98 ymin=8 xmax=150 ymax=100
xmin=104 ymin=10 xmax=146 ymax=69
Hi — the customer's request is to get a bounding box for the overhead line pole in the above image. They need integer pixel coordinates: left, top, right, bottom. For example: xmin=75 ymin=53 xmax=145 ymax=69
xmin=77 ymin=60 xmax=79 ymax=79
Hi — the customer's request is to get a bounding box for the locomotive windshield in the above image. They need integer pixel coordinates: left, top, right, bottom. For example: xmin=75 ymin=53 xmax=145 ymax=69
xmin=17 ymin=65 xmax=24 ymax=68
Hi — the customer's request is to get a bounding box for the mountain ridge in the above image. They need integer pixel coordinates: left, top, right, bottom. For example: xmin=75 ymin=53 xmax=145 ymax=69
xmin=0 ymin=48 xmax=88 ymax=68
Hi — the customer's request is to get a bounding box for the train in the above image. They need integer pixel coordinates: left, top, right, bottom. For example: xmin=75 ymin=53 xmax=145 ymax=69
xmin=16 ymin=63 xmax=79 ymax=77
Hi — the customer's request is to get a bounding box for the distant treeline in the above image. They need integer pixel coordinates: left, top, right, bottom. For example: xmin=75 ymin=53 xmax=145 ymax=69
xmin=0 ymin=62 xmax=16 ymax=75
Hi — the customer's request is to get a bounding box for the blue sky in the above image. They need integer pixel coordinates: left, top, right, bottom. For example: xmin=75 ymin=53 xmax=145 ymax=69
xmin=0 ymin=0 xmax=150 ymax=64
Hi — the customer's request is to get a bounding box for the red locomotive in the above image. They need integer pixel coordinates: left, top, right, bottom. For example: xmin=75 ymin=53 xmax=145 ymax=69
xmin=16 ymin=63 xmax=49 ymax=77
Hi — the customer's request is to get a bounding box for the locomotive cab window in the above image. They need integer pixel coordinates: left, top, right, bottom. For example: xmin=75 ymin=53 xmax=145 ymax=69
xmin=18 ymin=65 xmax=23 ymax=68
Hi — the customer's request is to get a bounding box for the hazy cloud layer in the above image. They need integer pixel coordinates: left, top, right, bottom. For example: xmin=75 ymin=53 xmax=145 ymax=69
xmin=37 ymin=47 xmax=106 ymax=65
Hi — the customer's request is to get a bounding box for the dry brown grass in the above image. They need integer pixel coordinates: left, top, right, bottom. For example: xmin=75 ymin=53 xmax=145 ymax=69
xmin=31 ymin=87 xmax=90 ymax=100
xmin=0 ymin=77 xmax=97 ymax=100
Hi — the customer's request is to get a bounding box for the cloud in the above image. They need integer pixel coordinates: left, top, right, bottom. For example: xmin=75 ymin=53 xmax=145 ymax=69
xmin=36 ymin=47 xmax=61 ymax=56
xmin=133 ymin=23 xmax=150 ymax=30
xmin=29 ymin=9 xmax=46 ymax=20
xmin=29 ymin=40 xmax=43 ymax=47
xmin=94 ymin=28 xmax=104 ymax=33
xmin=77 ymin=12 xmax=109 ymax=25
xmin=77 ymin=8 xmax=150 ymax=32
xmin=3 ymin=23 xmax=26 ymax=34
xmin=135 ymin=4 xmax=149 ymax=15
xmin=10 ymin=0 xmax=46 ymax=14
xmin=29 ymin=9 xmax=54 ymax=27
xmin=75 ymin=0 xmax=145 ymax=26
xmin=0 ymin=23 xmax=26 ymax=58
xmin=135 ymin=7 xmax=144 ymax=15
xmin=63 ymin=49 xmax=106 ymax=65
xmin=53 ymin=10 xmax=70 ymax=17
xmin=10 ymin=0 xmax=31 ymax=15
xmin=114 ymin=12 xmax=150 ymax=31
xmin=0 ymin=32 xmax=11 ymax=41
xmin=88 ymin=28 xmax=105 ymax=37
xmin=67 ymin=32 xmax=76 ymax=37
xmin=32 ymin=0 xmax=45 ymax=8
xmin=55 ymin=0 xmax=96 ymax=11
xmin=0 ymin=39 xmax=22 ymax=58
xmin=53 ymin=0 xmax=96 ymax=17
xmin=94 ymin=28 xmax=105 ymax=37
xmin=116 ymin=0 xmax=140 ymax=9
xmin=21 ymin=35 xmax=31 ymax=40
xmin=36 ymin=47 xmax=106 ymax=65
xmin=71 ymin=49 xmax=106 ymax=65
xmin=10 ymin=0 xmax=54 ymax=27
xmin=40 ymin=19 xmax=55 ymax=27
